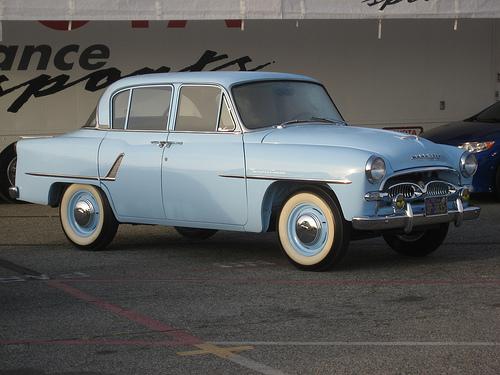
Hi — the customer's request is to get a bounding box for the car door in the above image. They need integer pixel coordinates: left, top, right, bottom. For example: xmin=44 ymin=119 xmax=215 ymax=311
xmin=162 ymin=85 xmax=247 ymax=226
xmin=98 ymin=85 xmax=173 ymax=220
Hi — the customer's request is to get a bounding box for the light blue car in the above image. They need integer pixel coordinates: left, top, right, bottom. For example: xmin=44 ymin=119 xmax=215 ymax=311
xmin=10 ymin=72 xmax=481 ymax=270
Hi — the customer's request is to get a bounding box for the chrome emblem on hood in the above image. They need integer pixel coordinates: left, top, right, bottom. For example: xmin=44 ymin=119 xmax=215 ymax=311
xmin=411 ymin=153 xmax=441 ymax=160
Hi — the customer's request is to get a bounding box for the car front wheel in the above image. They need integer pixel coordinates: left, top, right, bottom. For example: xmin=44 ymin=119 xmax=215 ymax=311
xmin=382 ymin=223 xmax=449 ymax=257
xmin=277 ymin=189 xmax=349 ymax=271
xmin=60 ymin=184 xmax=118 ymax=251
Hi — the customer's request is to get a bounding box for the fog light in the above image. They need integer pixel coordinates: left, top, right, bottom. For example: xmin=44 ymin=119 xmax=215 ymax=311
xmin=461 ymin=188 xmax=470 ymax=201
xmin=394 ymin=194 xmax=406 ymax=209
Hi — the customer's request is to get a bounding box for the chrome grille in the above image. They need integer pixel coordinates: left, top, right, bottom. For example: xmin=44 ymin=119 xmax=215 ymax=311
xmin=426 ymin=181 xmax=451 ymax=196
xmin=387 ymin=184 xmax=416 ymax=199
xmin=385 ymin=180 xmax=454 ymax=200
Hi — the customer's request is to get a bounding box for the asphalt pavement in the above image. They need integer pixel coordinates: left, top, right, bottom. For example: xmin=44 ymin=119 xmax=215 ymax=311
xmin=0 ymin=197 xmax=499 ymax=374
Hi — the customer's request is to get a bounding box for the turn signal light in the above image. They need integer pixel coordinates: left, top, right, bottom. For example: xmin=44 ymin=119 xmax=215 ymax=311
xmin=461 ymin=188 xmax=470 ymax=201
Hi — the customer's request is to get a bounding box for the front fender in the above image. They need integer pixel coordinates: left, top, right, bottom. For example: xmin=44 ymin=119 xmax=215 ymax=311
xmin=243 ymin=143 xmax=378 ymax=231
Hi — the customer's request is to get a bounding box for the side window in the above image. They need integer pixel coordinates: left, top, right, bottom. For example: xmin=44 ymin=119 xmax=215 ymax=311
xmin=218 ymin=96 xmax=236 ymax=132
xmin=112 ymin=90 xmax=130 ymax=129
xmin=176 ymin=86 xmax=221 ymax=132
xmin=127 ymin=87 xmax=172 ymax=131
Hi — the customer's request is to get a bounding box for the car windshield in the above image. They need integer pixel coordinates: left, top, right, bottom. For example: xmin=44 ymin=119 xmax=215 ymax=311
xmin=232 ymin=80 xmax=343 ymax=129
xmin=474 ymin=102 xmax=500 ymax=123
xmin=83 ymin=107 xmax=97 ymax=128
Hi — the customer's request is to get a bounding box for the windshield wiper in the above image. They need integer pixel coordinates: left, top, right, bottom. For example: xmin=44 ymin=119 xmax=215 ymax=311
xmin=278 ymin=117 xmax=345 ymax=127
xmin=277 ymin=119 xmax=311 ymax=126
xmin=310 ymin=116 xmax=346 ymax=125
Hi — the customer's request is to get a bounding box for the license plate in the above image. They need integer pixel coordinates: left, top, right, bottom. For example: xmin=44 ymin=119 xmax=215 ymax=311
xmin=425 ymin=196 xmax=448 ymax=216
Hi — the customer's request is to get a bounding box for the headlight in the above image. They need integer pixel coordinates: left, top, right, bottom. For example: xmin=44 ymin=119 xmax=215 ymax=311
xmin=459 ymin=152 xmax=478 ymax=177
xmin=458 ymin=141 xmax=495 ymax=153
xmin=365 ymin=156 xmax=386 ymax=183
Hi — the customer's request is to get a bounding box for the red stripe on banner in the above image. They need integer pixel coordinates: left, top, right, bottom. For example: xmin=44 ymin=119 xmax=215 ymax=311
xmin=167 ymin=20 xmax=187 ymax=28
xmin=131 ymin=20 xmax=149 ymax=28
xmin=225 ymin=20 xmax=242 ymax=28
xmin=39 ymin=21 xmax=89 ymax=31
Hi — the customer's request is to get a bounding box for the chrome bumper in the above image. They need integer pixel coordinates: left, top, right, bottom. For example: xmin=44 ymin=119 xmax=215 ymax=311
xmin=8 ymin=186 xmax=19 ymax=199
xmin=352 ymin=199 xmax=480 ymax=233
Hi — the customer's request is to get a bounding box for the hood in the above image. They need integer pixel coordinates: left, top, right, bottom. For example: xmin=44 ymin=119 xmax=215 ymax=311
xmin=423 ymin=121 xmax=500 ymax=146
xmin=258 ymin=124 xmax=456 ymax=172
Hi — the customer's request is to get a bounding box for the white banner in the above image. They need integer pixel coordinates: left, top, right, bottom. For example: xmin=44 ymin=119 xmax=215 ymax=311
xmin=0 ymin=0 xmax=499 ymax=20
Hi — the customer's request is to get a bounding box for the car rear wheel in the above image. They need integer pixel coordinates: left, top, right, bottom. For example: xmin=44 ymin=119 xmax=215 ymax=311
xmin=60 ymin=184 xmax=118 ymax=251
xmin=174 ymin=227 xmax=217 ymax=240
xmin=277 ymin=189 xmax=349 ymax=271
xmin=382 ymin=223 xmax=449 ymax=257
xmin=0 ymin=144 xmax=18 ymax=203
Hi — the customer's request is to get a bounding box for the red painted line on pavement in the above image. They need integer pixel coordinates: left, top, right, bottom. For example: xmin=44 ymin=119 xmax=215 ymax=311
xmin=46 ymin=280 xmax=202 ymax=346
xmin=0 ymin=339 xmax=184 ymax=347
xmin=53 ymin=277 xmax=500 ymax=287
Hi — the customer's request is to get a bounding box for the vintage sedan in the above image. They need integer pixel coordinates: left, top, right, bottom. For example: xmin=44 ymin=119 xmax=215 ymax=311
xmin=10 ymin=72 xmax=481 ymax=271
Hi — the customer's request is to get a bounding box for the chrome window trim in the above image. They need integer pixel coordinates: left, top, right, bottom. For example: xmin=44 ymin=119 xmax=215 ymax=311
xmin=380 ymin=166 xmax=462 ymax=190
xmin=172 ymin=83 xmax=242 ymax=134
xmin=109 ymin=84 xmax=174 ymax=132
xmin=124 ymin=89 xmax=132 ymax=130
xmin=215 ymin=89 xmax=223 ymax=132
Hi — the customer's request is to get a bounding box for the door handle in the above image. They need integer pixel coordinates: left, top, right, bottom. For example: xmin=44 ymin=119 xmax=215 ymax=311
xmin=165 ymin=141 xmax=183 ymax=148
xmin=151 ymin=140 xmax=167 ymax=148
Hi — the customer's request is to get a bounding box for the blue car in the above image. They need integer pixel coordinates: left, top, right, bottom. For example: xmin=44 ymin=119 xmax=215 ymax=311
xmin=423 ymin=102 xmax=500 ymax=199
xmin=9 ymin=72 xmax=480 ymax=270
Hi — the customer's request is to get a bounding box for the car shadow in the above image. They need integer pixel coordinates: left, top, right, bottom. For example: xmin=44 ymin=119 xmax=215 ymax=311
xmin=105 ymin=226 xmax=499 ymax=273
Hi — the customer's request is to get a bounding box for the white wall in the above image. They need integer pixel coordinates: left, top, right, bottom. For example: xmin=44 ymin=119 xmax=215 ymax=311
xmin=0 ymin=19 xmax=498 ymax=149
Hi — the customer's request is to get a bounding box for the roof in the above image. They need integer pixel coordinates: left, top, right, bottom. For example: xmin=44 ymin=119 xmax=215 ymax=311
xmin=97 ymin=71 xmax=317 ymax=127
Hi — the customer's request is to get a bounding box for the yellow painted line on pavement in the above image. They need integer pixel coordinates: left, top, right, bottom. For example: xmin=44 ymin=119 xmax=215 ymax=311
xmin=177 ymin=343 xmax=254 ymax=358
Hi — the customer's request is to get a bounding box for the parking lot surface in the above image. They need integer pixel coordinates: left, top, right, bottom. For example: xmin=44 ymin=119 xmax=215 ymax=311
xmin=0 ymin=198 xmax=499 ymax=375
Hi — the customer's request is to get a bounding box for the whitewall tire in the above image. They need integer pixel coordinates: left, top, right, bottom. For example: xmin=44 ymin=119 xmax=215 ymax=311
xmin=60 ymin=184 xmax=118 ymax=251
xmin=278 ymin=189 xmax=349 ymax=271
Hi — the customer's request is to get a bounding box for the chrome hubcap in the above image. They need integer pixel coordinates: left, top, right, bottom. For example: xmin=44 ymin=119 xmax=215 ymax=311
xmin=287 ymin=203 xmax=329 ymax=257
xmin=67 ymin=190 xmax=100 ymax=237
xmin=7 ymin=156 xmax=16 ymax=186
xmin=74 ymin=199 xmax=95 ymax=227
xmin=295 ymin=214 xmax=321 ymax=245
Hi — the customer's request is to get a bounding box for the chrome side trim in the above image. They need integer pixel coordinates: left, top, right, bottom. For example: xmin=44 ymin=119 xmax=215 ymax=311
xmin=219 ymin=174 xmax=352 ymax=184
xmin=26 ymin=172 xmax=99 ymax=181
xmin=102 ymin=153 xmax=125 ymax=181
